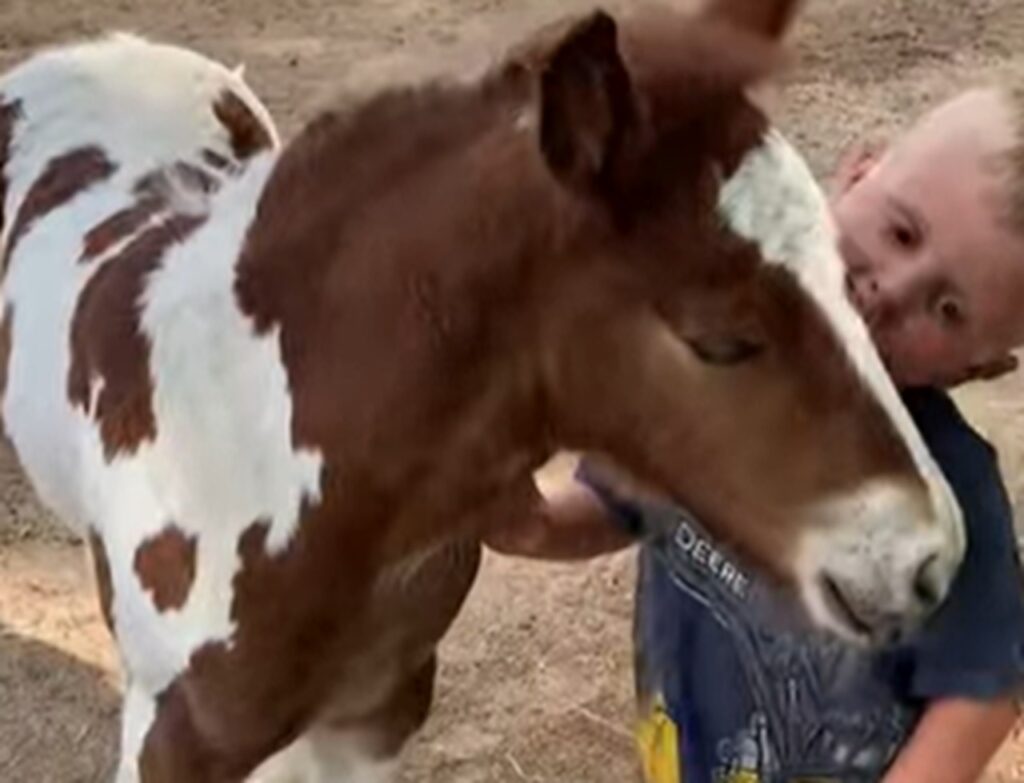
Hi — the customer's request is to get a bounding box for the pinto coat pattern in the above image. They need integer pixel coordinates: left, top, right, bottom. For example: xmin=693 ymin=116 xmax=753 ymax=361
xmin=0 ymin=3 xmax=965 ymax=782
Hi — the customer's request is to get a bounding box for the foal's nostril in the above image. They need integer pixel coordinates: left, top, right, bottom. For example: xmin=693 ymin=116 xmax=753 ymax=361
xmin=912 ymin=554 xmax=945 ymax=613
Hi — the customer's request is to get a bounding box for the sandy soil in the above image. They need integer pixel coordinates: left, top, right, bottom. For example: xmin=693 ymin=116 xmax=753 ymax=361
xmin=0 ymin=0 xmax=1023 ymax=781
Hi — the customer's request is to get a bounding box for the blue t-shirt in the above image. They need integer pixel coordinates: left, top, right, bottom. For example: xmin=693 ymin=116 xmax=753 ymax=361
xmin=581 ymin=388 xmax=1024 ymax=783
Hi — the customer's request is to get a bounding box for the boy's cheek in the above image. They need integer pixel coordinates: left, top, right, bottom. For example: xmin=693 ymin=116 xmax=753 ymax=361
xmin=871 ymin=322 xmax=958 ymax=386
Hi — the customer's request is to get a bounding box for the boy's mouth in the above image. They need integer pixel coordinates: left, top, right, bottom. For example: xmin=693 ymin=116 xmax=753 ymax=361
xmin=844 ymin=272 xmax=870 ymax=319
xmin=837 ymin=235 xmax=879 ymax=321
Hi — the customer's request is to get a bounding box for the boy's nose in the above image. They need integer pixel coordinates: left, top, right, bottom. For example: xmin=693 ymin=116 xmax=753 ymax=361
xmin=846 ymin=272 xmax=884 ymax=322
xmin=847 ymin=266 xmax=921 ymax=325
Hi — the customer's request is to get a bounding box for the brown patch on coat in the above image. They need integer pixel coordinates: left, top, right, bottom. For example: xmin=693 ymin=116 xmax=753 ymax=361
xmin=134 ymin=525 xmax=199 ymax=613
xmin=319 ymin=654 xmax=438 ymax=760
xmin=80 ymin=161 xmax=222 ymax=263
xmin=68 ymin=213 xmax=206 ymax=460
xmin=202 ymin=149 xmax=233 ymax=171
xmin=80 ymin=200 xmax=163 ymax=262
xmin=213 ymin=91 xmax=273 ymax=160
xmin=135 ymin=161 xmax=222 ymax=201
xmin=172 ymin=161 xmax=220 ymax=194
xmin=0 ymin=98 xmax=22 ymax=245
xmin=137 ymin=516 xmax=481 ymax=782
xmin=88 ymin=529 xmax=115 ymax=631
xmin=4 ymin=146 xmax=117 ymax=273
xmin=0 ymin=305 xmax=12 ymax=412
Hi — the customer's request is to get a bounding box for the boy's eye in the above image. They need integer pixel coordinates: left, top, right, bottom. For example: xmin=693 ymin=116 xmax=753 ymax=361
xmin=889 ymin=223 xmax=919 ymax=250
xmin=935 ymin=296 xmax=964 ymax=327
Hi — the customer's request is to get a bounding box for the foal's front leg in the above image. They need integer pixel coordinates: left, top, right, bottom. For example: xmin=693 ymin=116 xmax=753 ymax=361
xmin=114 ymin=681 xmax=232 ymax=783
xmin=115 ymin=676 xmax=285 ymax=783
xmin=250 ymin=655 xmax=437 ymax=783
xmin=114 ymin=684 xmax=158 ymax=783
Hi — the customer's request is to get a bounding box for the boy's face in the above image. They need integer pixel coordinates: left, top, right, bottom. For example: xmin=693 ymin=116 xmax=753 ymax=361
xmin=832 ymin=89 xmax=1024 ymax=387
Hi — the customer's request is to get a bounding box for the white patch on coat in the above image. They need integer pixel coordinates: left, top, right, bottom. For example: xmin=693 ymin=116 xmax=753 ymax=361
xmin=121 ymin=157 xmax=323 ymax=688
xmin=115 ymin=685 xmax=157 ymax=783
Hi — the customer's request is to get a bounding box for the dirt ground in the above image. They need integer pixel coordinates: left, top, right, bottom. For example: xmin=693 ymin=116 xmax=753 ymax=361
xmin=0 ymin=0 xmax=1023 ymax=781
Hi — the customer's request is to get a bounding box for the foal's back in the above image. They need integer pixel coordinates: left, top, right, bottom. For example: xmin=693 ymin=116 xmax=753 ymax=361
xmin=0 ymin=34 xmax=277 ymax=526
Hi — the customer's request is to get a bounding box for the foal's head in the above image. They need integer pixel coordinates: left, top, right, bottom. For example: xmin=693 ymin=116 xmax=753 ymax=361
xmin=239 ymin=0 xmax=965 ymax=643
xmin=501 ymin=1 xmax=965 ymax=643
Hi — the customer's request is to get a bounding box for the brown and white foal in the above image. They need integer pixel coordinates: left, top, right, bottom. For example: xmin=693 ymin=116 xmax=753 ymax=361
xmin=0 ymin=2 xmax=964 ymax=781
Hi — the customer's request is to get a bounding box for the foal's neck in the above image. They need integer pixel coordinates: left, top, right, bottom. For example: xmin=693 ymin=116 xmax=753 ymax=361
xmin=237 ymin=68 xmax=565 ymax=318
xmin=234 ymin=70 xmax=568 ymax=477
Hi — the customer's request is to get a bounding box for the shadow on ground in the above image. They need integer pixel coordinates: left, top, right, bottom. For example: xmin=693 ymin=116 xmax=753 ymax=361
xmin=0 ymin=624 xmax=119 ymax=783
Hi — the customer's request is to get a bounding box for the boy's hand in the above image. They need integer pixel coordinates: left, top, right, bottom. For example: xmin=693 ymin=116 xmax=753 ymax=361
xmin=483 ymin=457 xmax=635 ymax=561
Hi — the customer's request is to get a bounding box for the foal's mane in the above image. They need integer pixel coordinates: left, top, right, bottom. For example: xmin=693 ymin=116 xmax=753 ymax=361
xmin=235 ymin=6 xmax=785 ymax=326
xmin=262 ymin=70 xmax=529 ymax=226
xmin=261 ymin=5 xmax=783 ymax=218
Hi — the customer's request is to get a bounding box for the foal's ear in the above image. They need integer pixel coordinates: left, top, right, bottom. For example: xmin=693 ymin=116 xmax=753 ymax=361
xmin=699 ymin=0 xmax=805 ymax=40
xmin=538 ymin=11 xmax=637 ymax=195
xmin=0 ymin=99 xmax=20 ymax=241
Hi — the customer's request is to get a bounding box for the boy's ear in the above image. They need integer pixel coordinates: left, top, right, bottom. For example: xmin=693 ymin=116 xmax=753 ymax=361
xmin=829 ymin=138 xmax=886 ymax=203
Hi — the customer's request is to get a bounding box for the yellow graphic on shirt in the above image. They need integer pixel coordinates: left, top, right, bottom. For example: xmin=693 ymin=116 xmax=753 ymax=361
xmin=636 ymin=700 xmax=851 ymax=783
xmin=635 ymin=700 xmax=682 ymax=783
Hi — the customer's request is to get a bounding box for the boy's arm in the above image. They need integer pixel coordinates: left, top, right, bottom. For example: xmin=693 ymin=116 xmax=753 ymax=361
xmin=888 ymin=390 xmax=1024 ymax=782
xmin=484 ymin=454 xmax=645 ymax=560
xmin=882 ymin=698 xmax=1018 ymax=783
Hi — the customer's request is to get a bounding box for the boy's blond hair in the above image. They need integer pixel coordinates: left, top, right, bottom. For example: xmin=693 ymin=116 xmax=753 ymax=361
xmin=994 ymin=84 xmax=1024 ymax=234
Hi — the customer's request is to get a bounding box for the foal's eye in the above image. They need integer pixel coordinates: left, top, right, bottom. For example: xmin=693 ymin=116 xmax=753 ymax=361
xmin=685 ymin=335 xmax=765 ymax=366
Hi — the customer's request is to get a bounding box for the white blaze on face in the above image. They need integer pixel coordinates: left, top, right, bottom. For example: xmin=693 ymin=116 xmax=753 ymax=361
xmin=715 ymin=127 xmax=960 ymax=516
xmin=715 ymin=128 xmax=965 ymax=633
